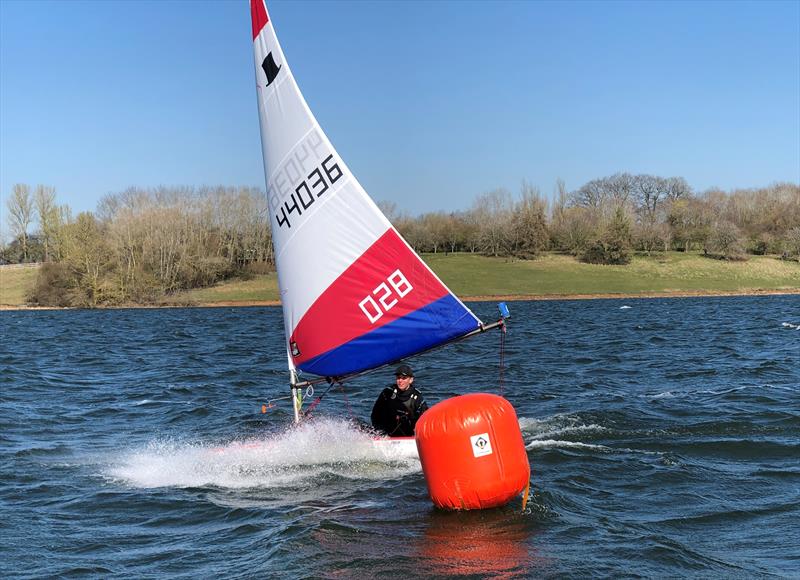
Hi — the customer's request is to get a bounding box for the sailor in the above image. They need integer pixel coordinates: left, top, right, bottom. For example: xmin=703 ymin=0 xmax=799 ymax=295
xmin=370 ymin=364 xmax=428 ymax=436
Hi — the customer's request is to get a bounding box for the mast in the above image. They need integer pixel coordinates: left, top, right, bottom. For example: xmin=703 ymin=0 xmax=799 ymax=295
xmin=290 ymin=369 xmax=302 ymax=423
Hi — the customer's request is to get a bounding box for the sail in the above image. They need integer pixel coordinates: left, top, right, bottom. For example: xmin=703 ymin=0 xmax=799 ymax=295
xmin=250 ymin=0 xmax=482 ymax=378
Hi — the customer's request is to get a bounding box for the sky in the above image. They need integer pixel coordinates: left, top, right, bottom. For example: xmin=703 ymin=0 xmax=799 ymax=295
xmin=1 ymin=0 xmax=798 ymax=239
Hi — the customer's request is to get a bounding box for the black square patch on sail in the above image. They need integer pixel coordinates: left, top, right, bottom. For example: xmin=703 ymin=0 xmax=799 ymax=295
xmin=262 ymin=52 xmax=282 ymax=86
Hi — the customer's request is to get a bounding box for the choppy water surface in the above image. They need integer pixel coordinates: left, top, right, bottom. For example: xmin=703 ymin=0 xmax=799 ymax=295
xmin=2 ymin=296 xmax=799 ymax=578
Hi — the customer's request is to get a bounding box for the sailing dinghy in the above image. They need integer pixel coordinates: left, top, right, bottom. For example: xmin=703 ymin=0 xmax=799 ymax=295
xmin=250 ymin=1 xmax=507 ymax=446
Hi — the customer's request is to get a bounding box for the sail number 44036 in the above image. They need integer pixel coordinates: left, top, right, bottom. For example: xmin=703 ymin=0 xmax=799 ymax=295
xmin=359 ymin=269 xmax=413 ymax=324
xmin=276 ymin=154 xmax=343 ymax=229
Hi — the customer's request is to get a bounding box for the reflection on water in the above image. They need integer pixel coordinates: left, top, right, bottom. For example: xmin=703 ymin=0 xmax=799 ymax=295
xmin=419 ymin=508 xmax=544 ymax=578
xmin=306 ymin=505 xmax=544 ymax=579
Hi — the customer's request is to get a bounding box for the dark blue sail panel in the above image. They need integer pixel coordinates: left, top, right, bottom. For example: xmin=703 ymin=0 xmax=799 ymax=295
xmin=297 ymin=295 xmax=480 ymax=377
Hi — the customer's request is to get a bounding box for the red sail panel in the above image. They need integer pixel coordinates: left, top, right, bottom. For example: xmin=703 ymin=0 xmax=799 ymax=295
xmin=290 ymin=229 xmax=450 ymax=367
xmin=250 ymin=0 xmax=269 ymax=40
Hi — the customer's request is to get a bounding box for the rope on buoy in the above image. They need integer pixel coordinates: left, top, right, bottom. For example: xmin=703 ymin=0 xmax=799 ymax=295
xmin=521 ymin=481 xmax=530 ymax=511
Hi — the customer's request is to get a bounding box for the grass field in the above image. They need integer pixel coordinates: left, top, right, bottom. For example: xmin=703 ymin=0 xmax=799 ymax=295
xmin=2 ymin=252 xmax=798 ymax=308
xmin=180 ymin=274 xmax=281 ymax=303
xmin=0 ymin=265 xmax=39 ymax=306
xmin=425 ymin=252 xmax=800 ymax=297
xmin=175 ymin=251 xmax=800 ymax=303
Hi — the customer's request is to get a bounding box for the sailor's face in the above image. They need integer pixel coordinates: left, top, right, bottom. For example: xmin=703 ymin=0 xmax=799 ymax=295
xmin=395 ymin=375 xmax=413 ymax=390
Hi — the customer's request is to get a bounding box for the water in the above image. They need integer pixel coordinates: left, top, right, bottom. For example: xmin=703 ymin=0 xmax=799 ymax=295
xmin=2 ymin=296 xmax=799 ymax=578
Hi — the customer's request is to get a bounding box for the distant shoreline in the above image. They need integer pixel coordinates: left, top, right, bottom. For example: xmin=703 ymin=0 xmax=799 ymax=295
xmin=4 ymin=252 xmax=798 ymax=311
xmin=2 ymin=288 xmax=798 ymax=311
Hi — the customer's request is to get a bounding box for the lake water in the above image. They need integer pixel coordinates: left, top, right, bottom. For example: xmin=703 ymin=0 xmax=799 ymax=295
xmin=2 ymin=296 xmax=799 ymax=578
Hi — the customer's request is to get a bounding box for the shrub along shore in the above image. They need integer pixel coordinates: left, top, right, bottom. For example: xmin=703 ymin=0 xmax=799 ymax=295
xmin=2 ymin=252 xmax=798 ymax=309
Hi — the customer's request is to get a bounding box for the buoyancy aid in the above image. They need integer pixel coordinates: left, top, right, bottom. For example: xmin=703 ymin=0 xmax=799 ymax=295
xmin=371 ymin=385 xmax=428 ymax=436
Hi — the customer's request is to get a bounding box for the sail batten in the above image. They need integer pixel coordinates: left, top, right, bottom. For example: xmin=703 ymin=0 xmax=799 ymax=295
xmin=251 ymin=0 xmax=482 ymax=378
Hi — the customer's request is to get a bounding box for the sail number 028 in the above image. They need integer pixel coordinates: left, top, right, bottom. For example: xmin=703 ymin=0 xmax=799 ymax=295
xmin=358 ymin=269 xmax=413 ymax=324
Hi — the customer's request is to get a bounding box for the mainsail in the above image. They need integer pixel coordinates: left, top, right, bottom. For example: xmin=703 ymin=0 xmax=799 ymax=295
xmin=250 ymin=1 xmax=485 ymax=383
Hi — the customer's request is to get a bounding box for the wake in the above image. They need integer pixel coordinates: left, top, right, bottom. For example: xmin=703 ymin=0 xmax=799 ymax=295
xmin=518 ymin=414 xmax=662 ymax=456
xmin=106 ymin=418 xmax=420 ymax=489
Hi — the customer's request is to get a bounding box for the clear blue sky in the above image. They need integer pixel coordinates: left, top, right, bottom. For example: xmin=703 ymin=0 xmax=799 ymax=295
xmin=1 ymin=0 xmax=798 ymax=237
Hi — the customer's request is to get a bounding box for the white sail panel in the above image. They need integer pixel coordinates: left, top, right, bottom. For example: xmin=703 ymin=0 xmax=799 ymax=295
xmin=274 ymin=178 xmax=391 ymax=335
xmin=252 ymin=4 xmax=387 ymax=335
xmin=251 ymin=1 xmax=482 ymax=378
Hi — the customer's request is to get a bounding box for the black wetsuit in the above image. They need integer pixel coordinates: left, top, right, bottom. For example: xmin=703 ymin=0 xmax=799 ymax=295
xmin=370 ymin=385 xmax=428 ymax=436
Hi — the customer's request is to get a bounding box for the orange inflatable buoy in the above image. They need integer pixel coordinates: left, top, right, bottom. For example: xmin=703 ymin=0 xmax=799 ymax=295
xmin=415 ymin=393 xmax=530 ymax=510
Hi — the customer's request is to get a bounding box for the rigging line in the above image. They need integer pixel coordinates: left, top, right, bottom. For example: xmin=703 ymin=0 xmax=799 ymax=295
xmin=301 ymin=380 xmax=335 ymax=417
xmin=338 ymin=382 xmax=357 ymax=421
xmin=498 ymin=320 xmax=507 ymax=396
xmin=300 ymin=380 xmax=356 ymax=422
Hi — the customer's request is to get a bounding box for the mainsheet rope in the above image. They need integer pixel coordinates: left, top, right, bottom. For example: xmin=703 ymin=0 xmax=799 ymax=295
xmin=302 ymin=380 xmax=356 ymax=420
xmin=338 ymin=382 xmax=357 ymax=420
xmin=302 ymin=382 xmax=331 ymax=418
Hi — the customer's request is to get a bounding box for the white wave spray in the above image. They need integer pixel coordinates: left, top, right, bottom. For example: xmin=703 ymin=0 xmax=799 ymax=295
xmin=106 ymin=418 xmax=420 ymax=489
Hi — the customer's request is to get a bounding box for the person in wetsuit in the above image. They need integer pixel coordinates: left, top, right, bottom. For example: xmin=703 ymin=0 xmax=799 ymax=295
xmin=370 ymin=364 xmax=428 ymax=436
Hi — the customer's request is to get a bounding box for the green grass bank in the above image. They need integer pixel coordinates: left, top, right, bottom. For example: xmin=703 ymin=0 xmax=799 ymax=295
xmin=2 ymin=252 xmax=799 ymax=308
xmin=0 ymin=265 xmax=40 ymax=307
xmin=425 ymin=252 xmax=800 ymax=298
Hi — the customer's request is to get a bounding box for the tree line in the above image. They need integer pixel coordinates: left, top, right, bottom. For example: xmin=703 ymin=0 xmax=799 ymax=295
xmin=3 ymin=176 xmax=799 ymax=307
xmin=390 ymin=176 xmax=799 ymax=265
xmin=3 ymin=186 xmax=271 ymax=307
xmin=568 ymin=176 xmax=800 ymax=261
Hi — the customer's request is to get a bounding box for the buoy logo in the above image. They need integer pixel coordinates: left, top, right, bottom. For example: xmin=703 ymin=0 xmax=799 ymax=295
xmin=470 ymin=433 xmax=493 ymax=457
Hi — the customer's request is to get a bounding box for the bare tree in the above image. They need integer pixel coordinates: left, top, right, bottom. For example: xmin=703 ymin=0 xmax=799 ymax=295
xmin=581 ymin=206 xmax=633 ymax=265
xmin=60 ymin=212 xmax=114 ymax=306
xmin=571 ymin=178 xmax=608 ymax=212
xmin=552 ymin=206 xmax=596 ymax=255
xmin=633 ymin=174 xmax=666 ymax=226
xmin=569 ymin=173 xmax=637 ymax=229
xmin=460 ymin=212 xmax=482 ymax=253
xmin=784 ymin=227 xmax=800 ymax=260
xmin=471 ymin=188 xmax=514 ymax=257
xmin=634 ymin=222 xmax=671 ymax=255
xmin=664 ymin=176 xmax=691 ymax=202
xmin=6 ymin=184 xmax=34 ymax=262
xmin=706 ymin=221 xmax=745 ymax=260
xmin=555 ymin=178 xmax=567 ymax=200
xmin=377 ymin=200 xmax=399 ymax=223
xmin=34 ymin=185 xmax=58 ymax=261
xmin=667 ymin=195 xmax=713 ymax=252
xmin=442 ymin=213 xmax=466 ymax=253
xmin=605 ymin=173 xmax=636 ymax=209
xmin=510 ymin=181 xmax=548 ymax=257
